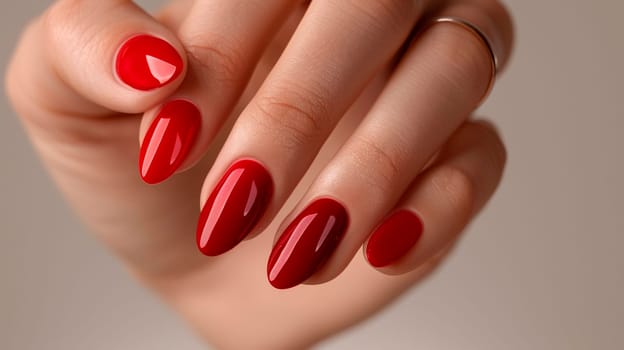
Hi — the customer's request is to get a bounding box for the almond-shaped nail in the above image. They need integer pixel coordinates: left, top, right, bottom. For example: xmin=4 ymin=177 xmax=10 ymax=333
xmin=196 ymin=159 xmax=273 ymax=256
xmin=365 ymin=209 xmax=423 ymax=267
xmin=267 ymin=198 xmax=348 ymax=289
xmin=139 ymin=100 xmax=200 ymax=184
xmin=116 ymin=34 xmax=183 ymax=90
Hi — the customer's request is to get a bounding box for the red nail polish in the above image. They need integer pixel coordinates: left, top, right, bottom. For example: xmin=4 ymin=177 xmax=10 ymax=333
xmin=116 ymin=35 xmax=183 ymax=90
xmin=197 ymin=159 xmax=273 ymax=256
xmin=365 ymin=210 xmax=423 ymax=268
xmin=267 ymin=198 xmax=348 ymax=289
xmin=139 ymin=100 xmax=200 ymax=184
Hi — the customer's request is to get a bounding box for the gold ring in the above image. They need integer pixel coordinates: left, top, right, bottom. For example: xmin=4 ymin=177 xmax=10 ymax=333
xmin=432 ymin=16 xmax=499 ymax=104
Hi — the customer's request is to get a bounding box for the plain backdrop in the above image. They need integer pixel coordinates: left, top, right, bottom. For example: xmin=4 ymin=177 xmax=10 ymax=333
xmin=1 ymin=1 xmax=622 ymax=349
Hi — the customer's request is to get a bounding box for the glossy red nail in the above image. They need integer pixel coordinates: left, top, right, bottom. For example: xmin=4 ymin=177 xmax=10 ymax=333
xmin=365 ymin=209 xmax=423 ymax=267
xmin=197 ymin=159 xmax=273 ymax=256
xmin=267 ymin=198 xmax=348 ymax=289
xmin=139 ymin=100 xmax=200 ymax=184
xmin=116 ymin=35 xmax=183 ymax=90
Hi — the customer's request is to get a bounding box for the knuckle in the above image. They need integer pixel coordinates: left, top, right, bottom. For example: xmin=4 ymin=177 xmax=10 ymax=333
xmin=490 ymin=135 xmax=508 ymax=172
xmin=45 ymin=0 xmax=82 ymax=23
xmin=349 ymin=136 xmax=409 ymax=194
xmin=486 ymin=0 xmax=515 ymax=53
xmin=488 ymin=0 xmax=513 ymax=24
xmin=252 ymin=82 xmax=331 ymax=149
xmin=355 ymin=0 xmax=417 ymax=23
xmin=183 ymin=33 xmax=246 ymax=85
xmin=494 ymin=0 xmax=515 ymax=66
xmin=343 ymin=0 xmax=418 ymax=31
xmin=481 ymin=125 xmax=507 ymax=173
xmin=43 ymin=0 xmax=105 ymax=57
xmin=372 ymin=0 xmax=420 ymax=20
xmin=430 ymin=165 xmax=476 ymax=221
xmin=469 ymin=121 xmax=508 ymax=174
xmin=4 ymin=58 xmax=28 ymax=117
xmin=5 ymin=19 xmax=53 ymax=119
xmin=43 ymin=1 xmax=77 ymax=44
xmin=44 ymin=0 xmax=93 ymax=34
xmin=4 ymin=60 xmax=21 ymax=113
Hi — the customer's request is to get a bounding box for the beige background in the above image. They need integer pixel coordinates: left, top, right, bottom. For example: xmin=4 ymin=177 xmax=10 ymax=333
xmin=1 ymin=0 xmax=622 ymax=349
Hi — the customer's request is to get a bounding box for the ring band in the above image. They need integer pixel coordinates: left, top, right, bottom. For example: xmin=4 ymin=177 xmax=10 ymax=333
xmin=431 ymin=16 xmax=499 ymax=103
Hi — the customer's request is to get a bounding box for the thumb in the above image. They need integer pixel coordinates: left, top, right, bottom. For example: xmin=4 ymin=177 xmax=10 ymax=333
xmin=6 ymin=0 xmax=188 ymax=118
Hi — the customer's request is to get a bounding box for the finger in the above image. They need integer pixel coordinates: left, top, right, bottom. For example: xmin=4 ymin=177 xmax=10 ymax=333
xmin=266 ymin=0 xmax=513 ymax=289
xmin=196 ymin=0 xmax=430 ymax=256
xmin=364 ymin=120 xmax=506 ymax=271
xmin=6 ymin=0 xmax=190 ymax=119
xmin=136 ymin=0 xmax=300 ymax=184
xmin=155 ymin=0 xmax=194 ymax=30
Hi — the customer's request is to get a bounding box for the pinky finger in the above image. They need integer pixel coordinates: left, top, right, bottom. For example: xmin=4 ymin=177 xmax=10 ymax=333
xmin=364 ymin=119 xmax=507 ymax=273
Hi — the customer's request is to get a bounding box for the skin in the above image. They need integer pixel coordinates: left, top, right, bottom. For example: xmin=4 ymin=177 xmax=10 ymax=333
xmin=5 ymin=0 xmax=514 ymax=348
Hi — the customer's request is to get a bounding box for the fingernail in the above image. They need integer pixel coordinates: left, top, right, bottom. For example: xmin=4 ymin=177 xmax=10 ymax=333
xmin=139 ymin=100 xmax=200 ymax=184
xmin=365 ymin=209 xmax=423 ymax=268
xmin=116 ymin=35 xmax=183 ymax=90
xmin=267 ymin=198 xmax=348 ymax=289
xmin=196 ymin=159 xmax=273 ymax=256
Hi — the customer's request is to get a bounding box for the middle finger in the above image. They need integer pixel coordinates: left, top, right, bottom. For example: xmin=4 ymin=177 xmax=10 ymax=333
xmin=196 ymin=0 xmax=429 ymax=256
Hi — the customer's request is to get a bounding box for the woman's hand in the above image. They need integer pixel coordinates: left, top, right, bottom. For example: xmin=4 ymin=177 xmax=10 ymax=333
xmin=5 ymin=0 xmax=513 ymax=348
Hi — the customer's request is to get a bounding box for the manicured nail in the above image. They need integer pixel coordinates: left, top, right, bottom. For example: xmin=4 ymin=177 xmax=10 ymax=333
xmin=116 ymin=35 xmax=183 ymax=90
xmin=267 ymin=198 xmax=349 ymax=289
xmin=365 ymin=209 xmax=423 ymax=268
xmin=196 ymin=159 xmax=273 ymax=256
xmin=139 ymin=100 xmax=200 ymax=184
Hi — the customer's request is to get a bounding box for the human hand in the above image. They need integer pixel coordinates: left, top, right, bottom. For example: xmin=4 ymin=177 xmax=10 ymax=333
xmin=5 ymin=0 xmax=513 ymax=348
